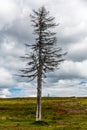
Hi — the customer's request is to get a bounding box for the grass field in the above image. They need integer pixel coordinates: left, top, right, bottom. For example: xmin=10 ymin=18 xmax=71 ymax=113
xmin=0 ymin=97 xmax=87 ymax=129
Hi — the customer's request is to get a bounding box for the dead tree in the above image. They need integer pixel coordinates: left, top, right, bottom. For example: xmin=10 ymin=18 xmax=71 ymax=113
xmin=20 ymin=6 xmax=66 ymax=121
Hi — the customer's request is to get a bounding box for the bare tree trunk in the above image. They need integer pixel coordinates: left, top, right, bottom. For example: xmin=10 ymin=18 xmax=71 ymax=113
xmin=36 ymin=42 xmax=42 ymax=121
xmin=36 ymin=75 xmax=42 ymax=121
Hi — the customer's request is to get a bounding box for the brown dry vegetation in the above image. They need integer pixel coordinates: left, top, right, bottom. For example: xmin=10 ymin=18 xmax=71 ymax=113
xmin=0 ymin=97 xmax=87 ymax=129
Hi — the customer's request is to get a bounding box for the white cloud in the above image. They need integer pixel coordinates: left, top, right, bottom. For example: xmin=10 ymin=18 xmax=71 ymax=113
xmin=58 ymin=79 xmax=79 ymax=87
xmin=42 ymin=79 xmax=87 ymax=97
xmin=59 ymin=60 xmax=87 ymax=79
xmin=0 ymin=0 xmax=20 ymax=30
xmin=0 ymin=88 xmax=11 ymax=98
xmin=0 ymin=68 xmax=14 ymax=87
xmin=68 ymin=37 xmax=87 ymax=61
xmin=0 ymin=37 xmax=25 ymax=56
xmin=16 ymin=82 xmax=37 ymax=97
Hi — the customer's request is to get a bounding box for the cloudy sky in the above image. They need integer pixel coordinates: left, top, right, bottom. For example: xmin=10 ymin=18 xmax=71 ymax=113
xmin=0 ymin=0 xmax=87 ymax=98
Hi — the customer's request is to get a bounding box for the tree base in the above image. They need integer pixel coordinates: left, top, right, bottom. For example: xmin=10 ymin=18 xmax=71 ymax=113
xmin=32 ymin=121 xmax=49 ymax=126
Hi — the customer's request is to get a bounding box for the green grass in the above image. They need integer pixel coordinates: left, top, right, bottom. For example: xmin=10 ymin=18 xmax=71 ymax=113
xmin=0 ymin=97 xmax=87 ymax=129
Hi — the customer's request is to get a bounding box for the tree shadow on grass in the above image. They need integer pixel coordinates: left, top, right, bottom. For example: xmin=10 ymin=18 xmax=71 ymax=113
xmin=31 ymin=121 xmax=49 ymax=126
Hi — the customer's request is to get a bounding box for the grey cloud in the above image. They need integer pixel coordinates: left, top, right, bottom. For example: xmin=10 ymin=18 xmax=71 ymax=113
xmin=0 ymin=0 xmax=87 ymax=97
xmin=2 ymin=19 xmax=34 ymax=44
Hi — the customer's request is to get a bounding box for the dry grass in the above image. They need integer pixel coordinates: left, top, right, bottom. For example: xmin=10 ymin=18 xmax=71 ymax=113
xmin=0 ymin=97 xmax=87 ymax=129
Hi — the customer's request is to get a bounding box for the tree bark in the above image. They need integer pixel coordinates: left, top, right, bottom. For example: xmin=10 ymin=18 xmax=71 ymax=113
xmin=36 ymin=73 xmax=42 ymax=121
xmin=36 ymin=37 xmax=42 ymax=121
